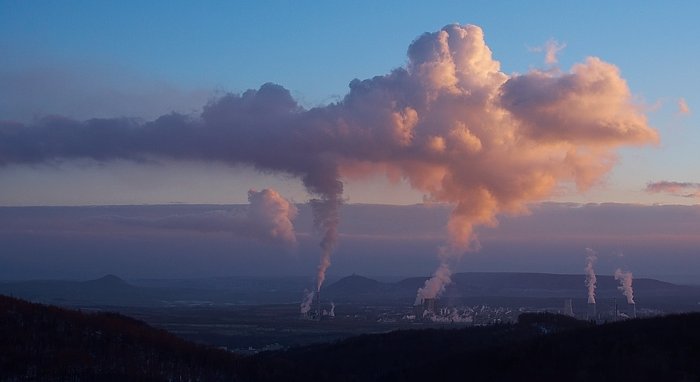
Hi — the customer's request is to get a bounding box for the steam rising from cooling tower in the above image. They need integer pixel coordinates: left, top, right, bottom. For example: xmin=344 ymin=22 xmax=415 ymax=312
xmin=416 ymin=260 xmax=452 ymax=305
xmin=0 ymin=24 xmax=658 ymax=307
xmin=310 ymin=194 xmax=342 ymax=293
xmin=584 ymin=248 xmax=598 ymax=304
xmin=614 ymin=268 xmax=635 ymax=304
xmin=300 ymin=290 xmax=315 ymax=315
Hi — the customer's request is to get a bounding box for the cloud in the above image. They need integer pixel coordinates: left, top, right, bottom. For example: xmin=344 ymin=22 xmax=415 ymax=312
xmin=645 ymin=181 xmax=700 ymax=198
xmin=0 ymin=24 xmax=658 ymax=295
xmin=678 ymin=98 xmax=690 ymax=114
xmin=530 ymin=38 xmax=567 ymax=65
xmin=244 ymin=188 xmax=298 ymax=246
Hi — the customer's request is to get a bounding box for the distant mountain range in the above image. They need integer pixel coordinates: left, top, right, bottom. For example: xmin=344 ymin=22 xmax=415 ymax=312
xmin=1 ymin=272 xmax=698 ymax=309
xmin=4 ymin=203 xmax=700 ymax=283
xmin=322 ymin=272 xmax=699 ymax=305
xmin=2 ymin=293 xmax=699 ymax=381
xmin=0 ymin=274 xmax=152 ymax=306
xmin=0 ymin=274 xmax=309 ymax=307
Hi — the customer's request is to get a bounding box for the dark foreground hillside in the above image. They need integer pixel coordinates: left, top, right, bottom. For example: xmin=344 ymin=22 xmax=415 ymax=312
xmin=255 ymin=312 xmax=700 ymax=382
xmin=0 ymin=294 xmax=245 ymax=381
xmin=2 ymin=294 xmax=699 ymax=382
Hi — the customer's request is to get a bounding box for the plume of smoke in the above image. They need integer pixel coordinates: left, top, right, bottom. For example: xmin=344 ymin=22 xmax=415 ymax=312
xmin=246 ymin=188 xmax=298 ymax=246
xmin=300 ymin=289 xmax=314 ymax=315
xmin=415 ymin=261 xmax=452 ymax=304
xmin=329 ymin=302 xmax=335 ymax=317
xmin=614 ymin=268 xmax=635 ymax=304
xmin=0 ymin=24 xmax=658 ymax=304
xmin=584 ymin=248 xmax=598 ymax=304
xmin=310 ymin=193 xmax=342 ymax=292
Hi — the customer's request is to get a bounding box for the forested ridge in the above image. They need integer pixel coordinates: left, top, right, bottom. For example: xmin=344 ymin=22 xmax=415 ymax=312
xmin=0 ymin=295 xmax=244 ymax=381
xmin=2 ymin=294 xmax=699 ymax=381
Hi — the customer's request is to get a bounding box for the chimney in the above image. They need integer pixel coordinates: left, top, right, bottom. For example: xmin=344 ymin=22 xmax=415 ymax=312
xmin=563 ymin=299 xmax=574 ymax=317
xmin=587 ymin=302 xmax=596 ymax=320
xmin=316 ymin=290 xmax=321 ymax=321
xmin=423 ymin=298 xmax=437 ymax=315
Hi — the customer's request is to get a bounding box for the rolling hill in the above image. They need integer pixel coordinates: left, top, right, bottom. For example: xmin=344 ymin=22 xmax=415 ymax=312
xmin=2 ymin=293 xmax=699 ymax=381
xmin=0 ymin=294 xmax=244 ymax=381
xmin=322 ymin=271 xmax=699 ymax=305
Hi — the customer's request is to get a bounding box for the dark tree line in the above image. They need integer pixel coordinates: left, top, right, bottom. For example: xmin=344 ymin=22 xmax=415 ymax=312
xmin=0 ymin=295 xmax=246 ymax=381
xmin=2 ymin=294 xmax=699 ymax=382
xmin=248 ymin=312 xmax=699 ymax=382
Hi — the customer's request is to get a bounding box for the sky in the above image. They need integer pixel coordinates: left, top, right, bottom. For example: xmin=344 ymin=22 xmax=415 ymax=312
xmin=1 ymin=0 xmax=698 ymax=206
xmin=2 ymin=203 xmax=699 ymax=282
xmin=0 ymin=1 xmax=699 ymax=286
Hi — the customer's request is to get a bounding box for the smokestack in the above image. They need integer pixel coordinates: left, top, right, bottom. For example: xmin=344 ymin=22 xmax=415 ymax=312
xmin=423 ymin=298 xmax=437 ymax=315
xmin=414 ymin=299 xmax=425 ymax=320
xmin=563 ymin=299 xmax=574 ymax=317
xmin=587 ymin=302 xmax=597 ymax=320
xmin=316 ymin=289 xmax=321 ymax=320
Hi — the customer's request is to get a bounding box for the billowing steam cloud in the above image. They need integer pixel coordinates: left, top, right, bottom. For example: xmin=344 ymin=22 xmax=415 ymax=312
xmin=645 ymin=181 xmax=700 ymax=198
xmin=245 ymin=189 xmax=298 ymax=246
xmin=584 ymin=248 xmax=598 ymax=304
xmin=614 ymin=268 xmax=635 ymax=304
xmin=416 ymin=261 xmax=452 ymax=305
xmin=0 ymin=24 xmax=657 ymax=304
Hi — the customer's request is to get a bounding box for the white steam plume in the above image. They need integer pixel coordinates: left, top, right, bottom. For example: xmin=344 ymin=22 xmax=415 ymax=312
xmin=310 ymin=194 xmax=342 ymax=292
xmin=584 ymin=248 xmax=598 ymax=304
xmin=246 ymin=188 xmax=298 ymax=247
xmin=415 ymin=260 xmax=452 ymax=305
xmin=614 ymin=268 xmax=635 ymax=304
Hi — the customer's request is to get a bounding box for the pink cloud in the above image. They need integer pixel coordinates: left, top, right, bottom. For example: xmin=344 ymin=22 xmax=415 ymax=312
xmin=530 ymin=38 xmax=567 ymax=65
xmin=645 ymin=181 xmax=700 ymax=198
